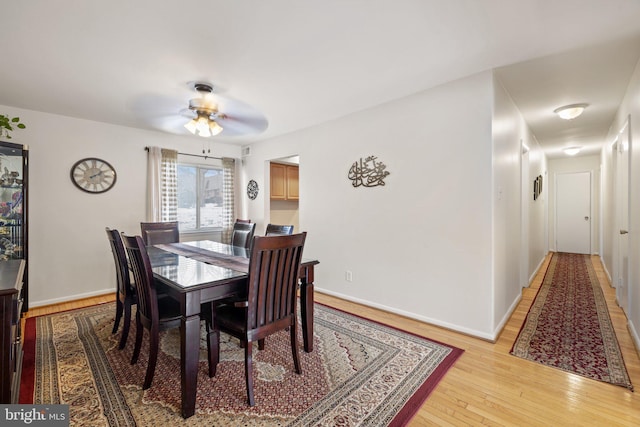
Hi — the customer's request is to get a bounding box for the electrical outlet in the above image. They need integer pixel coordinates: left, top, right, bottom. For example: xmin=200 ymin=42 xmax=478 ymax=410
xmin=345 ymin=271 xmax=353 ymax=282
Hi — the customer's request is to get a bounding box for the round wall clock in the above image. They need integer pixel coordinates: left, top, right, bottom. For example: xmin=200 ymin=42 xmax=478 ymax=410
xmin=247 ymin=179 xmax=259 ymax=200
xmin=70 ymin=157 xmax=117 ymax=193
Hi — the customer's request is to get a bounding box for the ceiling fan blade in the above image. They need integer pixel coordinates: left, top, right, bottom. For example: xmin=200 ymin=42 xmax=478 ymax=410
xmin=214 ymin=114 xmax=268 ymax=136
xmin=179 ymin=108 xmax=197 ymax=119
xmin=212 ymin=95 xmax=268 ymax=136
xmin=130 ymin=94 xmax=193 ymax=134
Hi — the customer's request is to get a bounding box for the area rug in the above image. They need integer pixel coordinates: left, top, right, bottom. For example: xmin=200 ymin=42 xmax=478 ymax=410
xmin=511 ymin=252 xmax=633 ymax=390
xmin=21 ymin=302 xmax=463 ymax=426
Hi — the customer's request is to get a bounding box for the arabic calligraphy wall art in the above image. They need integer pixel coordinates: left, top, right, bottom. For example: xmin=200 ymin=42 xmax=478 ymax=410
xmin=348 ymin=155 xmax=390 ymax=188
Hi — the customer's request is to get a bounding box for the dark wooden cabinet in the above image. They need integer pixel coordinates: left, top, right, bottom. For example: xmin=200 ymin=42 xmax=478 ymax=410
xmin=0 ymin=259 xmax=25 ymax=403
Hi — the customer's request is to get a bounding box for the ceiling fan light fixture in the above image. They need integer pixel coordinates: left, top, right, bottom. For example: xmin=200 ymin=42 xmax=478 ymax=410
xmin=195 ymin=116 xmax=212 ymax=137
xmin=184 ymin=118 xmax=197 ymax=134
xmin=209 ymin=120 xmax=223 ymax=136
xmin=184 ymin=112 xmax=223 ymax=137
xmin=563 ymin=146 xmax=582 ymax=156
xmin=554 ymin=103 xmax=588 ymax=120
xmin=183 ymin=83 xmax=225 ymax=137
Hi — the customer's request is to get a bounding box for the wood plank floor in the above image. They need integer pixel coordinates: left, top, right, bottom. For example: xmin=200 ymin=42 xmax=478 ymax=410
xmin=24 ymin=254 xmax=640 ymax=426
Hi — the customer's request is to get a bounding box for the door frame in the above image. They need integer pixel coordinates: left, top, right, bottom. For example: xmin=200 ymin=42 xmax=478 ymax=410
xmin=614 ymin=117 xmax=631 ymax=314
xmin=520 ymin=140 xmax=530 ymax=288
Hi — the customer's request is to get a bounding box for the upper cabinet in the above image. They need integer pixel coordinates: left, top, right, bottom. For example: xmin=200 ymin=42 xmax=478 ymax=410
xmin=270 ymin=163 xmax=299 ymax=200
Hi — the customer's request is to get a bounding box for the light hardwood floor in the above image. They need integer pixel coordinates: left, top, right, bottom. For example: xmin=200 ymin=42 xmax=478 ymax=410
xmin=24 ymin=254 xmax=640 ymax=426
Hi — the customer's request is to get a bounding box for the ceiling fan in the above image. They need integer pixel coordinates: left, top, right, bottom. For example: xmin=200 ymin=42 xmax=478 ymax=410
xmin=179 ymin=82 xmax=268 ymax=138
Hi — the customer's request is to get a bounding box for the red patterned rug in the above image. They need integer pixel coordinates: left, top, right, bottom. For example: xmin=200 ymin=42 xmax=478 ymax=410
xmin=511 ymin=252 xmax=633 ymax=390
xmin=21 ymin=302 xmax=462 ymax=426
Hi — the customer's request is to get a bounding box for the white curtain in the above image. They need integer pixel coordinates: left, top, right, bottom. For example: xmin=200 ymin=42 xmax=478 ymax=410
xmin=221 ymin=157 xmax=235 ymax=243
xmin=147 ymin=147 xmax=178 ymax=222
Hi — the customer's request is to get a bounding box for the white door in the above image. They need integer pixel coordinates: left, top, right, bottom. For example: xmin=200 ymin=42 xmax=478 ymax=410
xmin=616 ymin=121 xmax=630 ymax=313
xmin=556 ymin=172 xmax=591 ymax=254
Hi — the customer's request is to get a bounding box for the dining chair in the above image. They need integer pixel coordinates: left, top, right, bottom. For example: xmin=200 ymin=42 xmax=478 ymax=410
xmin=122 ymin=233 xmax=216 ymax=390
xmin=231 ymin=221 xmax=256 ymax=249
xmin=211 ymin=232 xmax=307 ymax=406
xmin=140 ymin=221 xmax=179 ymax=245
xmin=265 ymin=223 xmax=294 ymax=236
xmin=105 ymin=227 xmax=137 ymax=350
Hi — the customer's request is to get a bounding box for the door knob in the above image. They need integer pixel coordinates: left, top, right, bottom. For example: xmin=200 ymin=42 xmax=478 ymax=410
xmin=584 ymin=216 xmax=589 ymax=221
xmin=620 ymin=230 xmax=629 ymax=235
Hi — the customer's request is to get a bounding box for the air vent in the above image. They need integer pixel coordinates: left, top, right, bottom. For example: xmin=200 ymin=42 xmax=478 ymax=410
xmin=241 ymin=146 xmax=252 ymax=157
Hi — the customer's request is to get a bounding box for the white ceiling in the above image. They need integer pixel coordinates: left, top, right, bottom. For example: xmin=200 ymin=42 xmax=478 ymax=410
xmin=1 ymin=1 xmax=640 ymax=159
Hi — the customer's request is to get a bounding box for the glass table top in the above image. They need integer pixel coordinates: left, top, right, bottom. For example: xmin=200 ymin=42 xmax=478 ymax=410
xmin=147 ymin=246 xmax=246 ymax=289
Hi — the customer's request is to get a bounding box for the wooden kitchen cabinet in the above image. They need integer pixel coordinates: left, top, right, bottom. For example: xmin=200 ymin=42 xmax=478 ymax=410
xmin=270 ymin=163 xmax=299 ymax=200
xmin=286 ymin=165 xmax=298 ymax=200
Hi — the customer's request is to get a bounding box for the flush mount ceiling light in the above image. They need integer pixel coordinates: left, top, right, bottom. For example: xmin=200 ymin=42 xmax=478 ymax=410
xmin=563 ymin=146 xmax=582 ymax=156
xmin=553 ymin=103 xmax=588 ymax=120
xmin=183 ymin=83 xmax=224 ymax=137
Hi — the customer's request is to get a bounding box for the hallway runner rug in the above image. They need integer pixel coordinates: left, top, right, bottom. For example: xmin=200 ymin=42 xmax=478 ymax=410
xmin=20 ymin=302 xmax=463 ymax=426
xmin=511 ymin=252 xmax=633 ymax=390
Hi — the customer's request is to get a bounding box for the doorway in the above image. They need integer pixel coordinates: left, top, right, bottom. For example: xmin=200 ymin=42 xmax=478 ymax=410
xmin=555 ymin=171 xmax=591 ymax=254
xmin=268 ymin=155 xmax=300 ymax=233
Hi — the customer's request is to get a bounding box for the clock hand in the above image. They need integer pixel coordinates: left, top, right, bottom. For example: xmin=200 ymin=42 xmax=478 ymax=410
xmin=89 ymin=171 xmax=104 ymax=179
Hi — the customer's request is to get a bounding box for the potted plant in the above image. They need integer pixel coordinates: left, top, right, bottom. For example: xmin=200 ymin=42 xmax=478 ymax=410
xmin=0 ymin=115 xmax=26 ymax=140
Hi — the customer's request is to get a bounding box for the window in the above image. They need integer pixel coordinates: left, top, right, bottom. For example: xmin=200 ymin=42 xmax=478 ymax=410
xmin=177 ymin=164 xmax=224 ymax=231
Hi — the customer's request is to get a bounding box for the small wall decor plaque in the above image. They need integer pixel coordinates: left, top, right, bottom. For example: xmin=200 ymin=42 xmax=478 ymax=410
xmin=533 ymin=175 xmax=543 ymax=200
xmin=247 ymin=179 xmax=259 ymax=200
xmin=348 ymin=155 xmax=390 ymax=188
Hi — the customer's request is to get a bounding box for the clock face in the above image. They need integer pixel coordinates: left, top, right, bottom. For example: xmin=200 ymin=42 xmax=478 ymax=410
xmin=247 ymin=179 xmax=259 ymax=200
xmin=70 ymin=158 xmax=117 ymax=193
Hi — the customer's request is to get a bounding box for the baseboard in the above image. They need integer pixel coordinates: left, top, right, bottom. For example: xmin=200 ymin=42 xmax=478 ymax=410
xmin=29 ymin=288 xmax=114 ymax=309
xmin=316 ymin=287 xmax=496 ymax=341
xmin=529 ymin=254 xmax=547 ymax=285
xmin=600 ymin=255 xmax=613 ymax=285
xmin=493 ymin=293 xmax=522 ymax=342
xmin=628 ymin=319 xmax=640 ymax=358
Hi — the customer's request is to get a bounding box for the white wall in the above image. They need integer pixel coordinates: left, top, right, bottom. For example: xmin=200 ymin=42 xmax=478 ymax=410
xmin=0 ymin=104 xmax=241 ymax=307
xmin=602 ymin=55 xmax=640 ymax=349
xmin=2 ymin=69 xmax=549 ymax=341
xmin=547 ymin=155 xmax=601 ymax=254
xmin=492 ymin=74 xmax=547 ymax=332
xmin=528 ymin=140 xmax=548 ymax=277
xmin=243 ymin=71 xmax=502 ymax=339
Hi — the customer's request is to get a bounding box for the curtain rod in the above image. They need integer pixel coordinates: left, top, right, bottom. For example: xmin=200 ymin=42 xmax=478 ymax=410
xmin=144 ymin=146 xmax=223 ymax=160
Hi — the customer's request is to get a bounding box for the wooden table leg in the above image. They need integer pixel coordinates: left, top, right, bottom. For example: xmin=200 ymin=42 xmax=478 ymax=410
xmin=299 ymin=265 xmax=315 ymax=352
xmin=180 ymin=292 xmax=201 ymax=418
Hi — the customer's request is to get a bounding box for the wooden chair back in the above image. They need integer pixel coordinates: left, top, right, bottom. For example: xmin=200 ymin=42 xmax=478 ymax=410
xmin=122 ymin=234 xmax=159 ymax=328
xmin=265 ymin=223 xmax=294 ymax=236
xmin=105 ymin=227 xmax=133 ymax=300
xmin=246 ymin=232 xmax=306 ymax=336
xmin=140 ymin=221 xmax=179 ymax=245
xmin=231 ymin=221 xmax=256 ymax=248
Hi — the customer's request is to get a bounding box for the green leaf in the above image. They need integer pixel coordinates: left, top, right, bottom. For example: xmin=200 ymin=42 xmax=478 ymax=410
xmin=11 ymin=117 xmax=20 ymax=123
xmin=16 ymin=124 xmax=25 ymax=129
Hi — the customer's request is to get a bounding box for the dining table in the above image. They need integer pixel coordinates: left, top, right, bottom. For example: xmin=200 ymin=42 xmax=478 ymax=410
xmin=147 ymin=239 xmax=319 ymax=419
